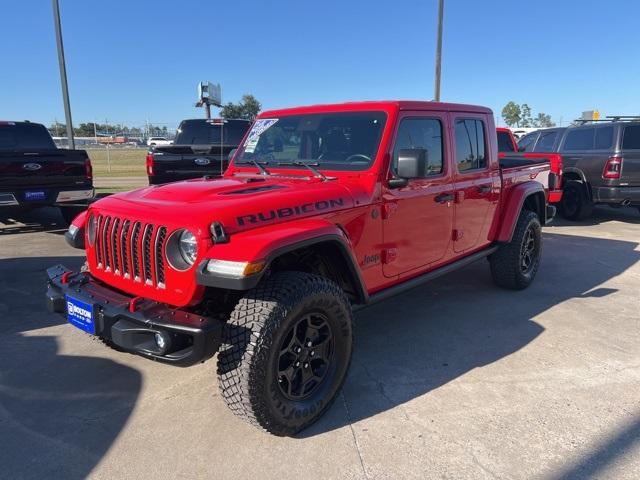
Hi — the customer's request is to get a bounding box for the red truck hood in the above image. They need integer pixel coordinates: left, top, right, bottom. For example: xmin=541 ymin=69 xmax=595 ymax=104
xmin=90 ymin=175 xmax=356 ymax=236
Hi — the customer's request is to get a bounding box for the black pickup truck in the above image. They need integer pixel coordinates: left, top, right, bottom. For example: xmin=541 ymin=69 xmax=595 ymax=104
xmin=0 ymin=121 xmax=94 ymax=225
xmin=146 ymin=118 xmax=250 ymax=185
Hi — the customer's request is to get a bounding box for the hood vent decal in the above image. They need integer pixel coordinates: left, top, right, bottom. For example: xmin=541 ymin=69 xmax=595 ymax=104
xmin=222 ymin=185 xmax=285 ymax=195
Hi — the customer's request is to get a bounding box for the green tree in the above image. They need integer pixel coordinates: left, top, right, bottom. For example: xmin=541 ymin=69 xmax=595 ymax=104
xmin=48 ymin=122 xmax=66 ymax=137
xmin=220 ymin=94 xmax=262 ymax=120
xmin=501 ymin=101 xmax=522 ymax=127
xmin=533 ymin=112 xmax=555 ymax=128
xmin=520 ymin=104 xmax=532 ymax=127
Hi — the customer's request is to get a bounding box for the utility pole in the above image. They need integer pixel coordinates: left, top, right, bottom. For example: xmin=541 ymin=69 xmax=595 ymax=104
xmin=433 ymin=0 xmax=445 ymax=102
xmin=52 ymin=0 xmax=75 ymax=149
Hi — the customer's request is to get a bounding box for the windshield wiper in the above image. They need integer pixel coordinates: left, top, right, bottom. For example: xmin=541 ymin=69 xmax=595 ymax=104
xmin=277 ymin=161 xmax=327 ymax=181
xmin=235 ymin=159 xmax=270 ymax=176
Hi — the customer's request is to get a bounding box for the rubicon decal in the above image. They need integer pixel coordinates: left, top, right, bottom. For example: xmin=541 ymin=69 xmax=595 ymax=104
xmin=237 ymin=198 xmax=345 ymax=226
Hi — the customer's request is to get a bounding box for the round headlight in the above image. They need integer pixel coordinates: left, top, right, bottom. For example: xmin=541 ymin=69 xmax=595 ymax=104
xmin=87 ymin=214 xmax=98 ymax=246
xmin=178 ymin=229 xmax=198 ymax=265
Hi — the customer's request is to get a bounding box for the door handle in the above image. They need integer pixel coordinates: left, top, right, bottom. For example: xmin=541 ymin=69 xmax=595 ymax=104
xmin=478 ymin=185 xmax=492 ymax=194
xmin=434 ymin=192 xmax=455 ymax=204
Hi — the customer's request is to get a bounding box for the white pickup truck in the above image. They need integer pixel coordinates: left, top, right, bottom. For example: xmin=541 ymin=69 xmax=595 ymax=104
xmin=146 ymin=136 xmax=173 ymax=146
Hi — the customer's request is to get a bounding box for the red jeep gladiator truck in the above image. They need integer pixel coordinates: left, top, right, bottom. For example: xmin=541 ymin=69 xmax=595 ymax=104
xmin=47 ymin=101 xmax=557 ymax=435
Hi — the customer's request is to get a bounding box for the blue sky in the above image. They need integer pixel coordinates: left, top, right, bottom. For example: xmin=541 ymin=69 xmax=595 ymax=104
xmin=1 ymin=0 xmax=639 ymax=129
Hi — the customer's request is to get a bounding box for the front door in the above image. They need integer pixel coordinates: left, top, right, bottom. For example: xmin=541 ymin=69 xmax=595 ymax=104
xmin=452 ymin=117 xmax=499 ymax=253
xmin=382 ymin=113 xmax=454 ymax=277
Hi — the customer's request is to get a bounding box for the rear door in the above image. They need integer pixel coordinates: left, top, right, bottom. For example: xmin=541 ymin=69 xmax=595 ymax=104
xmin=620 ymin=123 xmax=640 ymax=185
xmin=382 ymin=111 xmax=454 ymax=277
xmin=452 ymin=116 xmax=500 ymax=253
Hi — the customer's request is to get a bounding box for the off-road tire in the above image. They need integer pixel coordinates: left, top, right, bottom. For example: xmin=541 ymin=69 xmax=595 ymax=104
xmin=560 ymin=180 xmax=593 ymax=221
xmin=217 ymin=271 xmax=353 ymax=436
xmin=490 ymin=210 xmax=542 ymax=290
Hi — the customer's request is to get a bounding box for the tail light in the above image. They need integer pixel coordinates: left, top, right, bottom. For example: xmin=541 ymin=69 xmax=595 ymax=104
xmin=146 ymin=153 xmax=154 ymax=176
xmin=602 ymin=156 xmax=622 ymax=179
xmin=85 ymin=158 xmax=93 ymax=181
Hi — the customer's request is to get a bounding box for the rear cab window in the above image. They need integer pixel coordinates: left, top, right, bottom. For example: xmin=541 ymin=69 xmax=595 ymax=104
xmin=454 ymin=119 xmax=486 ymax=172
xmin=392 ymin=118 xmax=444 ymax=176
xmin=497 ymin=131 xmax=515 ymax=152
xmin=174 ymin=119 xmax=249 ymax=145
xmin=0 ymin=123 xmax=56 ymax=151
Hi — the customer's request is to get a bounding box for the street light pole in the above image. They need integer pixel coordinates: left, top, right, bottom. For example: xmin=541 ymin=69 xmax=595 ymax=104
xmin=52 ymin=0 xmax=75 ymax=149
xmin=433 ymin=0 xmax=444 ymax=102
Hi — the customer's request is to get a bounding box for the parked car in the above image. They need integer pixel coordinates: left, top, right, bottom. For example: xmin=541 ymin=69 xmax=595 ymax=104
xmin=499 ymin=127 xmax=563 ymax=203
xmin=517 ymin=127 xmax=567 ymax=153
xmin=147 ymin=136 xmax=172 ymax=146
xmin=518 ymin=121 xmax=640 ymax=219
xmin=146 ymin=118 xmax=250 ymax=184
xmin=48 ymin=100 xmax=557 ymax=436
xmin=0 ymin=121 xmax=93 ymax=224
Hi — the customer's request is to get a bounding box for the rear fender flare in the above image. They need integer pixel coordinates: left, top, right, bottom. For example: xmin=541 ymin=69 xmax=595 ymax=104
xmin=496 ymin=181 xmax=546 ymax=242
xmin=562 ymin=167 xmax=588 ymax=184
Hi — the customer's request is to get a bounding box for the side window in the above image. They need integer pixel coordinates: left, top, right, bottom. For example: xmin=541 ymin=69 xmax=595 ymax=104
xmin=622 ymin=124 xmax=640 ymax=150
xmin=517 ymin=133 xmax=537 ymax=152
xmin=595 ymin=126 xmax=614 ymax=150
xmin=563 ymin=128 xmax=595 ymax=151
xmin=455 ymin=119 xmax=486 ymax=172
xmin=533 ymin=131 xmax=559 ymax=152
xmin=392 ymin=118 xmax=443 ymax=176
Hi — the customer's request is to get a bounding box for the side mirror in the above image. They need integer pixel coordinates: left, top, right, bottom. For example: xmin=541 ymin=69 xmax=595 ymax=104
xmin=228 ymin=148 xmax=237 ymax=161
xmin=396 ymin=148 xmax=427 ymax=179
xmin=517 ymin=145 xmax=525 ymax=152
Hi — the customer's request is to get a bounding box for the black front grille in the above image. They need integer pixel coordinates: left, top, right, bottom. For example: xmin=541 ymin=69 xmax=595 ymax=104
xmin=94 ymin=215 xmax=167 ymax=289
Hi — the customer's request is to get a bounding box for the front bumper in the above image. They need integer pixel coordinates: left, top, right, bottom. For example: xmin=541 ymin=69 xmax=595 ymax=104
xmin=593 ymin=186 xmax=640 ymax=206
xmin=46 ymin=265 xmax=223 ymax=367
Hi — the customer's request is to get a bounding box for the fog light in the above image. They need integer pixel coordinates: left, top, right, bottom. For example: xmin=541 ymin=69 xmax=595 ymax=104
xmin=154 ymin=332 xmax=171 ymax=353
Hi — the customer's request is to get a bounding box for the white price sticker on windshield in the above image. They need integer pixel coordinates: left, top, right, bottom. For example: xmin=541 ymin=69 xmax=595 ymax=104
xmin=246 ymin=119 xmax=278 ymax=141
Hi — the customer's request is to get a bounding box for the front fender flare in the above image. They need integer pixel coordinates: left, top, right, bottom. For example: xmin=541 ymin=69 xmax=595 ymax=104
xmin=195 ymin=218 xmax=367 ymax=302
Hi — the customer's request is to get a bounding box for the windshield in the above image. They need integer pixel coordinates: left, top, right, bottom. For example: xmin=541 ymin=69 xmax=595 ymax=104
xmin=235 ymin=111 xmax=387 ymax=171
xmin=174 ymin=119 xmax=250 ymax=145
xmin=0 ymin=123 xmax=56 ymax=150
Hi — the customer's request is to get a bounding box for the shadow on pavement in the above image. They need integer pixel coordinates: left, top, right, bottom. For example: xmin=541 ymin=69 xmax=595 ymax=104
xmin=302 ymin=232 xmax=640 ymax=437
xmin=0 ymin=256 xmax=142 ymax=480
xmin=550 ymin=205 xmax=640 ymax=227
xmin=0 ymin=207 xmax=68 ymax=236
xmin=555 ymin=415 xmax=640 ymax=479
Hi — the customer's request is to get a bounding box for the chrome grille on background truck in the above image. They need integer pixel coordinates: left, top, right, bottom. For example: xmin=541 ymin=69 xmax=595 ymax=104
xmin=94 ymin=214 xmax=167 ymax=288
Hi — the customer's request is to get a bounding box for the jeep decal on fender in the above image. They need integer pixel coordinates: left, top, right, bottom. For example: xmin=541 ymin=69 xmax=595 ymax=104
xmin=237 ymin=198 xmax=345 ymax=226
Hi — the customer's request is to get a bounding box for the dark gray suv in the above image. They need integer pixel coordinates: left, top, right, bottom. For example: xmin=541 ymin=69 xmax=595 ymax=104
xmin=518 ymin=121 xmax=640 ymax=220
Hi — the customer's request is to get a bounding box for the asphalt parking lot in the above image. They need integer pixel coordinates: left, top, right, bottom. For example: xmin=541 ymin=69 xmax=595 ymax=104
xmin=1 ymin=206 xmax=639 ymax=480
